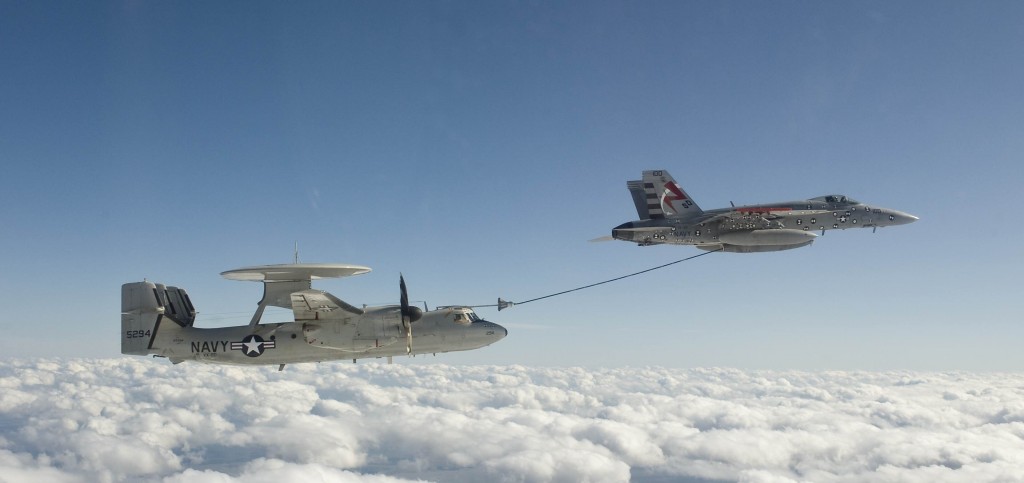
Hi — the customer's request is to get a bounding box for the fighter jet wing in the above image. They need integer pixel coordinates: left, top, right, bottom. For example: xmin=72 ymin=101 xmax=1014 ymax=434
xmin=689 ymin=211 xmax=754 ymax=225
xmin=290 ymin=289 xmax=364 ymax=320
xmin=691 ymin=212 xmax=731 ymax=224
xmin=698 ymin=208 xmax=831 ymax=225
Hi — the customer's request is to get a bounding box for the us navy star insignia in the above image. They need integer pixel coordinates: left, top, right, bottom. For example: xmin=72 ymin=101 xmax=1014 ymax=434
xmin=230 ymin=334 xmax=276 ymax=357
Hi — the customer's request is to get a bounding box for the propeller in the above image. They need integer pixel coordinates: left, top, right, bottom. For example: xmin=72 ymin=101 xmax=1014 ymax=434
xmin=399 ymin=274 xmax=423 ymax=355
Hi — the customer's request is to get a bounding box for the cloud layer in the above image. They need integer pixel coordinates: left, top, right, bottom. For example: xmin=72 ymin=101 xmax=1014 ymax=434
xmin=1 ymin=359 xmax=1023 ymax=482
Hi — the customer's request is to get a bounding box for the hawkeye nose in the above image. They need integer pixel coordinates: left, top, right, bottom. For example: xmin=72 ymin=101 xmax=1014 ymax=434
xmin=475 ymin=319 xmax=507 ymax=346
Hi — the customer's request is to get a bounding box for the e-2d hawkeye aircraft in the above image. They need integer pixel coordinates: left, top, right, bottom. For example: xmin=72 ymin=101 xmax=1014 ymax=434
xmin=609 ymin=170 xmax=918 ymax=252
xmin=121 ymin=264 xmax=507 ymax=369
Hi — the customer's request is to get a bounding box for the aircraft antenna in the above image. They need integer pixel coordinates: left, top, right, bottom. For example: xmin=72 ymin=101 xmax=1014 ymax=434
xmin=294 ymin=242 xmax=299 ymax=264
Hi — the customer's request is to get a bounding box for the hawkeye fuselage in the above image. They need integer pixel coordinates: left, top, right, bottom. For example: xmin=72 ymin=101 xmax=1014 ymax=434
xmin=121 ymin=264 xmax=507 ymax=367
xmin=143 ymin=306 xmax=505 ymax=365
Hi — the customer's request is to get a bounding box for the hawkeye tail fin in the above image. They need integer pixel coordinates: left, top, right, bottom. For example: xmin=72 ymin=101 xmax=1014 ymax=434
xmin=641 ymin=169 xmax=702 ymax=219
xmin=121 ymin=281 xmax=196 ymax=356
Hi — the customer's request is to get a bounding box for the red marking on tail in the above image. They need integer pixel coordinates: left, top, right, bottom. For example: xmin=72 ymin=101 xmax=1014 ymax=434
xmin=661 ymin=182 xmax=688 ymax=214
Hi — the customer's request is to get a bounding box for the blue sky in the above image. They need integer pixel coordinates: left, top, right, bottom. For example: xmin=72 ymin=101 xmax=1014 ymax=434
xmin=1 ymin=1 xmax=1021 ymax=369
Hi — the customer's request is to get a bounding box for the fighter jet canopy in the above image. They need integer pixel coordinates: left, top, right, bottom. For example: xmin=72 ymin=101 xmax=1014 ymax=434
xmin=811 ymin=195 xmax=860 ymax=205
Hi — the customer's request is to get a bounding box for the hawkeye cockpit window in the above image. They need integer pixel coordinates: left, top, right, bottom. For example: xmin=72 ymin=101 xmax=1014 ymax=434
xmin=449 ymin=307 xmax=482 ymax=325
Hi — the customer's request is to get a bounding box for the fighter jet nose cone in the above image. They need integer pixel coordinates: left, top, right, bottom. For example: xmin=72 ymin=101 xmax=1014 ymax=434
xmin=895 ymin=211 xmax=919 ymax=225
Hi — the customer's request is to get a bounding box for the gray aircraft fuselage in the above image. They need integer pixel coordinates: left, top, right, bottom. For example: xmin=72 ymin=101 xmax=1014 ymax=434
xmin=121 ymin=268 xmax=507 ymax=367
xmin=614 ymin=193 xmax=918 ymax=252
xmin=149 ymin=308 xmax=506 ymax=365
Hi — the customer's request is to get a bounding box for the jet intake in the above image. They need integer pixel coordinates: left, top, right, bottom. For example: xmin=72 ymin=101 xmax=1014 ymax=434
xmin=718 ymin=229 xmax=817 ymax=247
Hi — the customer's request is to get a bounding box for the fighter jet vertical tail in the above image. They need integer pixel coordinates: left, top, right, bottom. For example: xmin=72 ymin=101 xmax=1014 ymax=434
xmin=642 ymin=169 xmax=702 ymax=219
xmin=626 ymin=180 xmax=651 ymax=220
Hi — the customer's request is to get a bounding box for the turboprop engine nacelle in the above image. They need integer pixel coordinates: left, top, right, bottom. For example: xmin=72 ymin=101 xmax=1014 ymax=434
xmin=718 ymin=229 xmax=817 ymax=247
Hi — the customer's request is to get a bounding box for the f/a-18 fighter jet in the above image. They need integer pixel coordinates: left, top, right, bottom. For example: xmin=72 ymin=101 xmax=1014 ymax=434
xmin=609 ymin=170 xmax=917 ymax=253
xmin=121 ymin=264 xmax=506 ymax=369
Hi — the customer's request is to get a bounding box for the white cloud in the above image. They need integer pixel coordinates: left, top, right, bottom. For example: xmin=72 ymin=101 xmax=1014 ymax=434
xmin=1 ymin=359 xmax=1023 ymax=482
